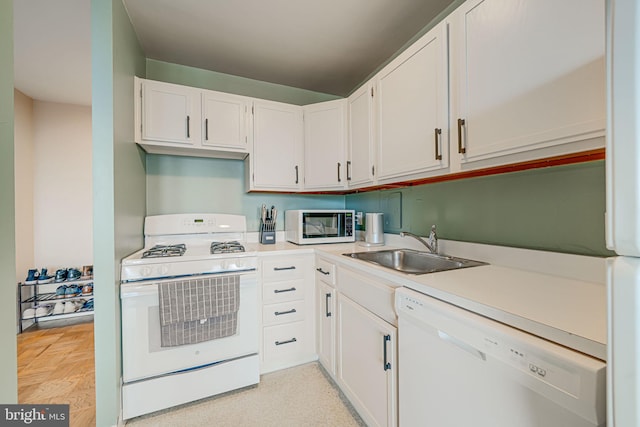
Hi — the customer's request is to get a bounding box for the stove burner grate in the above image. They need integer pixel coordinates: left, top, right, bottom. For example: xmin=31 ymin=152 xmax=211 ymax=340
xmin=211 ymin=241 xmax=245 ymax=254
xmin=142 ymin=244 xmax=187 ymax=258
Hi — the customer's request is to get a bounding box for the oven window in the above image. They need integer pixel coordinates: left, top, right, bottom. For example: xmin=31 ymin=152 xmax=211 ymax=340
xmin=303 ymin=213 xmax=345 ymax=238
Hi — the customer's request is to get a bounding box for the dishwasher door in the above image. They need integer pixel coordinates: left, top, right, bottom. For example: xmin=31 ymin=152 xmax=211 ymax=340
xmin=395 ymin=287 xmax=606 ymax=427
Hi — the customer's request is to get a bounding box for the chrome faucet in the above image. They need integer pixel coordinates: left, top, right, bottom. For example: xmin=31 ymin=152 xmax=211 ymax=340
xmin=400 ymin=225 xmax=438 ymax=254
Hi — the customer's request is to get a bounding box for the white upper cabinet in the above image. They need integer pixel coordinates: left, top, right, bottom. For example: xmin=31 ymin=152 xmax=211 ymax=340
xmin=303 ymin=99 xmax=347 ymax=191
xmin=248 ymin=100 xmax=304 ymax=192
xmin=135 ymin=77 xmax=251 ymax=159
xmin=376 ymin=21 xmax=449 ymax=183
xmin=347 ymin=82 xmax=376 ymax=189
xmin=139 ymin=78 xmax=201 ymax=146
xmin=450 ymin=0 xmax=605 ymax=168
xmin=201 ymin=90 xmax=250 ymax=153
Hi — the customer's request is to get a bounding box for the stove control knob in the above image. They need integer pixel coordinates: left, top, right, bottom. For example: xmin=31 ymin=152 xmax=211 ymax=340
xmin=159 ymin=265 xmax=170 ymax=275
xmin=142 ymin=267 xmax=152 ymax=277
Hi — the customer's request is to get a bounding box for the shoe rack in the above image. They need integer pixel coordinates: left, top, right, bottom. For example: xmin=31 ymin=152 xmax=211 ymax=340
xmin=18 ymin=274 xmax=94 ymax=333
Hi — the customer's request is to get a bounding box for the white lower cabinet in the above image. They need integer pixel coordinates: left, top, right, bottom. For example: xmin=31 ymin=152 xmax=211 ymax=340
xmin=260 ymin=254 xmax=316 ymax=373
xmin=338 ymin=294 xmax=397 ymax=427
xmin=315 ymin=257 xmax=337 ymax=377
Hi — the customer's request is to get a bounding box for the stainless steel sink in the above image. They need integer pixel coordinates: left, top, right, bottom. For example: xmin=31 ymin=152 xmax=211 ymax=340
xmin=343 ymin=249 xmax=487 ymax=275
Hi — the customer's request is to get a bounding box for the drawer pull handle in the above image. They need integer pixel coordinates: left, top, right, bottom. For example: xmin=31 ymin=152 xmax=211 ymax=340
xmin=274 ymin=308 xmax=297 ymax=316
xmin=274 ymin=287 xmax=296 ymax=294
xmin=274 ymin=266 xmax=296 ymax=271
xmin=275 ymin=338 xmax=297 ymax=346
xmin=383 ymin=334 xmax=391 ymax=371
xmin=325 ymin=293 xmax=332 ymax=317
xmin=316 ymin=267 xmax=330 ymax=275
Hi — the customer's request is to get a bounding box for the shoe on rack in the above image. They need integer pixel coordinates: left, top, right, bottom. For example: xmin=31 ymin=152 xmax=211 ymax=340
xmin=82 ymin=299 xmax=94 ymax=310
xmin=82 ymin=282 xmax=93 ymax=295
xmin=67 ymin=268 xmax=82 ymax=282
xmin=37 ymin=268 xmax=54 ymax=284
xmin=63 ymin=301 xmax=77 ymax=314
xmin=53 ymin=301 xmax=65 ymax=315
xmin=35 ymin=305 xmax=52 ymax=317
xmin=24 ymin=269 xmax=39 ymax=285
xmin=22 ymin=308 xmax=36 ymax=319
xmin=55 ymin=285 xmax=67 ymax=298
xmin=65 ymin=284 xmax=80 ymax=297
xmin=54 ymin=269 xmax=68 ymax=283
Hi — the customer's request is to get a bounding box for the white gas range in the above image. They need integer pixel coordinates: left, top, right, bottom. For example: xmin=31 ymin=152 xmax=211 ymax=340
xmin=120 ymin=213 xmax=259 ymax=420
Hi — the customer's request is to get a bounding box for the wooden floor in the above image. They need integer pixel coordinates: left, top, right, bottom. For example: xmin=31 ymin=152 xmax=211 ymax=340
xmin=17 ymin=318 xmax=96 ymax=427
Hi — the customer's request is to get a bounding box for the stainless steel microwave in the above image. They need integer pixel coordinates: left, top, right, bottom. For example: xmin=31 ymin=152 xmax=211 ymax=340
xmin=285 ymin=210 xmax=355 ymax=245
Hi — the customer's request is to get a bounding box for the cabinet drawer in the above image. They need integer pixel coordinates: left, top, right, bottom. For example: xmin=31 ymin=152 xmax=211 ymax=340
xmin=339 ymin=266 xmax=397 ymax=326
xmin=263 ymin=321 xmax=311 ymax=361
xmin=263 ymin=300 xmax=306 ymax=326
xmin=262 ymin=280 xmax=305 ymax=304
xmin=262 ymin=257 xmax=306 ymax=282
xmin=315 ymin=258 xmax=336 ymax=286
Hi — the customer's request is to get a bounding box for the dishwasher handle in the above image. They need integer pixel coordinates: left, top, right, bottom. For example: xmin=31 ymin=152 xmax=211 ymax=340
xmin=438 ymin=330 xmax=486 ymax=361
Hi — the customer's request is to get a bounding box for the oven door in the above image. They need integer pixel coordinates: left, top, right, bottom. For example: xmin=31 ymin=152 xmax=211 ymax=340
xmin=121 ymin=272 xmax=258 ymax=383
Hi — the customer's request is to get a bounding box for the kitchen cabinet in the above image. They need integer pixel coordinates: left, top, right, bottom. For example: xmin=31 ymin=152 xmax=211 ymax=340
xmin=337 ymin=266 xmax=397 ymax=427
xmin=137 ymin=78 xmax=201 ymax=147
xmin=260 ymin=254 xmax=316 ymax=373
xmin=247 ymin=100 xmax=304 ymax=192
xmin=201 ymin=90 xmax=250 ymax=153
xmin=376 ymin=21 xmax=449 ymax=183
xmin=347 ymin=82 xmax=376 ymax=188
xmin=315 ymin=257 xmax=337 ymax=377
xmin=303 ymin=100 xmax=347 ymax=191
xmin=449 ymin=0 xmax=605 ymax=169
xmin=134 ymin=77 xmax=251 ymax=159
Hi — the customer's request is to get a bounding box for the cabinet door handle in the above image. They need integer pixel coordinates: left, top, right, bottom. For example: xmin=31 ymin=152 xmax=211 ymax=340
xmin=434 ymin=128 xmax=442 ymax=160
xmin=274 ymin=287 xmax=296 ymax=294
xmin=316 ymin=267 xmax=330 ymax=275
xmin=186 ymin=115 xmax=191 ymax=138
xmin=275 ymin=338 xmax=297 ymax=346
xmin=295 ymin=165 xmax=299 ymax=184
xmin=205 ymin=118 xmax=209 ymax=140
xmin=383 ymin=334 xmax=391 ymax=371
xmin=274 ymin=308 xmax=297 ymax=316
xmin=457 ymin=118 xmax=466 ymax=154
xmin=274 ymin=266 xmax=296 ymax=271
xmin=325 ymin=293 xmax=332 ymax=317
xmin=346 ymin=160 xmax=352 ymax=181
xmin=337 ymin=162 xmax=342 ymax=182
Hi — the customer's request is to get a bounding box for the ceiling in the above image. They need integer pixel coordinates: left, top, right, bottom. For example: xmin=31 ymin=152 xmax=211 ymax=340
xmin=13 ymin=0 xmax=456 ymax=106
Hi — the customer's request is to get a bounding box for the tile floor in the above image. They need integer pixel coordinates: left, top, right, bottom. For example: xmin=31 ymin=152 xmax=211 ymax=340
xmin=17 ymin=318 xmax=364 ymax=427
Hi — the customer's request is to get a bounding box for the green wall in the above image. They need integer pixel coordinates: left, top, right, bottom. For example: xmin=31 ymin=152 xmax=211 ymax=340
xmin=144 ymin=60 xmax=345 ymax=224
xmin=146 ymin=59 xmax=340 ymax=105
xmin=0 ymin=0 xmax=17 ymax=404
xmin=347 ymin=161 xmax=613 ymax=257
xmin=92 ymin=0 xmax=146 ymax=425
xmin=146 ymin=155 xmax=345 ymax=230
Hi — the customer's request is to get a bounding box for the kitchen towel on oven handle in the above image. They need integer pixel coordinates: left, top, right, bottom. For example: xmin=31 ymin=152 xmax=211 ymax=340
xmin=158 ymin=275 xmax=240 ymax=347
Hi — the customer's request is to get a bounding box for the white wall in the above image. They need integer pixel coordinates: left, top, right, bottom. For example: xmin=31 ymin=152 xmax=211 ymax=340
xmin=14 ymin=89 xmax=34 ymax=283
xmin=32 ymin=100 xmax=93 ymax=269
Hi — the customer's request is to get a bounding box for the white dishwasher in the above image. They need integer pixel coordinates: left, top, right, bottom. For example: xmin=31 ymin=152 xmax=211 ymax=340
xmin=395 ymin=287 xmax=606 ymax=427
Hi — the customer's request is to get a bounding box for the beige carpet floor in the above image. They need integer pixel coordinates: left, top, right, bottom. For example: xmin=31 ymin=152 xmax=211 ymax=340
xmin=126 ymin=362 xmax=366 ymax=426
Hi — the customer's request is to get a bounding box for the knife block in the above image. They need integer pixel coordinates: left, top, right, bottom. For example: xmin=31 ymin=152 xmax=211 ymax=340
xmin=259 ymin=220 xmax=275 ymax=244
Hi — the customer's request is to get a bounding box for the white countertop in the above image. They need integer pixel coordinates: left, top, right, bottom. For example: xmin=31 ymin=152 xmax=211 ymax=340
xmin=249 ymin=234 xmax=607 ymax=361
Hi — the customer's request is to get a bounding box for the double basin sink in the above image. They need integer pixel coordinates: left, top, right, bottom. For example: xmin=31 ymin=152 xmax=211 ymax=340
xmin=343 ymin=249 xmax=487 ymax=275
